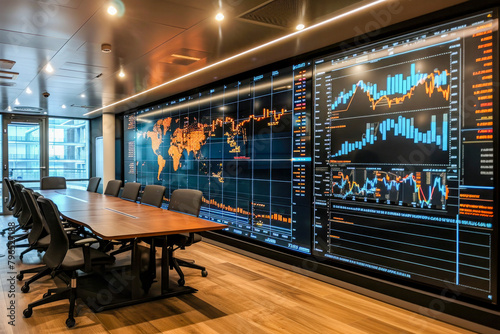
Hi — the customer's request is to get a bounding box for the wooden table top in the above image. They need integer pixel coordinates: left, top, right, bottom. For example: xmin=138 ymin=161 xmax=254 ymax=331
xmin=38 ymin=189 xmax=226 ymax=240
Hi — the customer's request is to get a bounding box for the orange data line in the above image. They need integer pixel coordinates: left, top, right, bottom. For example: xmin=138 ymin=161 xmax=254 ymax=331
xmin=209 ymin=108 xmax=290 ymax=133
xmin=332 ymin=69 xmax=450 ymax=113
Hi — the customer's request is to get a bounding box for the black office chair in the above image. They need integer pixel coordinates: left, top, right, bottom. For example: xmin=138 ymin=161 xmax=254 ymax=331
xmin=9 ymin=179 xmax=23 ymax=218
xmin=140 ymin=185 xmax=166 ymax=208
xmin=6 ymin=184 xmax=32 ymax=248
xmin=1 ymin=178 xmax=18 ymax=236
xmin=18 ymin=189 xmax=49 ymax=262
xmin=104 ymin=180 xmax=122 ymax=197
xmin=86 ymin=177 xmax=101 ymax=192
xmin=167 ymin=189 xmax=206 ymax=286
xmin=41 ymin=176 xmax=67 ymax=190
xmin=18 ymin=190 xmax=85 ymax=292
xmin=4 ymin=177 xmax=15 ymax=211
xmin=105 ymin=182 xmax=142 ymax=254
xmin=17 ymin=189 xmax=52 ymax=292
xmin=121 ymin=182 xmax=141 ymax=202
xmin=23 ymin=197 xmax=115 ymax=328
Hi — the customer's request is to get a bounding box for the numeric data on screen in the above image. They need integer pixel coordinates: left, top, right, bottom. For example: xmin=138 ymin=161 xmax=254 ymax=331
xmin=313 ymin=11 xmax=498 ymax=303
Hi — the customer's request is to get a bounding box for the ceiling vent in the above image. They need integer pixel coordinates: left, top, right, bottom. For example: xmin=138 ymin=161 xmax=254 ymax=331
xmin=161 ymin=49 xmax=208 ymax=66
xmin=238 ymin=0 xmax=302 ymax=29
xmin=70 ymin=104 xmax=98 ymax=109
xmin=0 ymin=70 xmax=19 ymax=80
xmin=0 ymin=59 xmax=15 ymax=70
xmin=12 ymin=106 xmax=44 ymax=113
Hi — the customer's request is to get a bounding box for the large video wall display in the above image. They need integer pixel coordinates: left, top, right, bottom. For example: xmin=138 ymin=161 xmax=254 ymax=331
xmin=124 ymin=64 xmax=313 ymax=254
xmin=313 ymin=10 xmax=498 ymax=303
xmin=125 ymin=8 xmax=498 ymax=304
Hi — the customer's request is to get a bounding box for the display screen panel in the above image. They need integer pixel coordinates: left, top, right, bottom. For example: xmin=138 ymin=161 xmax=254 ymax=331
xmin=125 ymin=64 xmax=313 ymax=254
xmin=313 ymin=10 xmax=498 ymax=303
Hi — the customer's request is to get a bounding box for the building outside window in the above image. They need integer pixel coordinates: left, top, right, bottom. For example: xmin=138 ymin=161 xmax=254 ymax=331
xmin=49 ymin=118 xmax=89 ymax=189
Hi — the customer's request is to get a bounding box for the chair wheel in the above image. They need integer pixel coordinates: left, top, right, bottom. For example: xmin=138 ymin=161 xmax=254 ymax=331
xmin=23 ymin=308 xmax=32 ymax=318
xmin=66 ymin=317 xmax=76 ymax=328
xmin=0 ymin=231 xmax=5 ymax=236
xmin=201 ymin=270 xmax=208 ymax=277
xmin=178 ymin=278 xmax=185 ymax=286
xmin=16 ymin=273 xmax=23 ymax=281
xmin=43 ymin=292 xmax=51 ymax=298
xmin=21 ymin=284 xmax=30 ymax=293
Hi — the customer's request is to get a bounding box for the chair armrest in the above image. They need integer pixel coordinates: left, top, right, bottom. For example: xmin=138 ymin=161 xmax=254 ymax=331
xmin=74 ymin=238 xmax=99 ymax=247
xmin=64 ymin=227 xmax=77 ymax=232
xmin=75 ymin=238 xmax=99 ymax=272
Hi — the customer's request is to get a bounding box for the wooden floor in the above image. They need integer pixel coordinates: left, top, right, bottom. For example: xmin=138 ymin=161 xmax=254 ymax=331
xmin=0 ymin=215 xmax=477 ymax=334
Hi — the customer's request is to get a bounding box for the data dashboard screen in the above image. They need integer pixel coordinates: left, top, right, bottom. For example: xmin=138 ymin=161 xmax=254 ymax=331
xmin=124 ymin=8 xmax=498 ymax=304
xmin=125 ymin=64 xmax=312 ymax=254
xmin=313 ymin=10 xmax=498 ymax=302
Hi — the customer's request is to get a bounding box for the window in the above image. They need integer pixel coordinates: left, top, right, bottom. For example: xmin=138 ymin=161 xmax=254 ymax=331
xmin=49 ymin=118 xmax=89 ymax=182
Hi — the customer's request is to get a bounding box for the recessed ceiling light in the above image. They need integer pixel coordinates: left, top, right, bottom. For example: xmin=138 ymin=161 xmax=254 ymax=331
xmin=119 ymin=69 xmax=125 ymax=78
xmin=14 ymin=98 xmax=20 ymax=105
xmin=45 ymin=63 xmax=54 ymax=73
xmin=107 ymin=5 xmax=118 ymax=15
xmin=62 ymin=104 xmax=67 ymax=109
xmin=26 ymin=87 xmax=32 ymax=94
xmin=7 ymin=106 xmax=12 ymax=111
xmin=81 ymin=94 xmax=86 ymax=98
xmin=215 ymin=13 xmax=224 ymax=21
xmin=44 ymin=112 xmax=48 ymax=115
xmin=296 ymin=23 xmax=305 ymax=30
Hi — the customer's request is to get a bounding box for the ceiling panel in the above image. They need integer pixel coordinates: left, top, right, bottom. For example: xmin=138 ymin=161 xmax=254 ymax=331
xmin=0 ymin=29 xmax=67 ymax=50
xmin=122 ymin=0 xmax=211 ymax=29
xmin=0 ymin=0 xmax=103 ymax=39
xmin=0 ymin=0 xmax=470 ymax=118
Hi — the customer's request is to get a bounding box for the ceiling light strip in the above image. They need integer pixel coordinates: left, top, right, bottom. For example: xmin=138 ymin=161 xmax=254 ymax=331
xmin=85 ymin=0 xmax=387 ymax=116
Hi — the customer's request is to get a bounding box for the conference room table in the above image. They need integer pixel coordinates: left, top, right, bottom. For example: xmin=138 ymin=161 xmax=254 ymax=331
xmin=38 ymin=188 xmax=226 ymax=311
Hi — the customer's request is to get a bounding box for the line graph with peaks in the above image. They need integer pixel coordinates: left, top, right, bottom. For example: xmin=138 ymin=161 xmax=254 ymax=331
xmin=331 ymin=169 xmax=448 ymax=209
xmin=331 ymin=63 xmax=450 ymax=112
xmin=327 ymin=53 xmax=452 ymax=119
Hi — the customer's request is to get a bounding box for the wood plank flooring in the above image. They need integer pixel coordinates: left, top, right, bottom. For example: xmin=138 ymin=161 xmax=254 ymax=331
xmin=0 ymin=216 xmax=478 ymax=334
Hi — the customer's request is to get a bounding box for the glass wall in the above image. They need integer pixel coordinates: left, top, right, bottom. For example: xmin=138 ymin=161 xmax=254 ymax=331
xmin=8 ymin=122 xmax=41 ymax=181
xmin=48 ymin=118 xmax=89 ymax=188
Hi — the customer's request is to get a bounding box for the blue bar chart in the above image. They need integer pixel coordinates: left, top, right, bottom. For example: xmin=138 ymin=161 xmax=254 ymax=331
xmin=332 ymin=113 xmax=448 ymax=159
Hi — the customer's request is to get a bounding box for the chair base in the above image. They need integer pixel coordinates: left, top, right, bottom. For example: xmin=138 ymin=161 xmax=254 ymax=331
xmin=176 ymin=257 xmax=206 ymax=272
xmin=24 ymin=272 xmax=77 ymax=328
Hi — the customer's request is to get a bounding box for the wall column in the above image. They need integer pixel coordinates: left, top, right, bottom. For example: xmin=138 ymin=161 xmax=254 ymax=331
xmin=102 ymin=113 xmax=115 ymax=187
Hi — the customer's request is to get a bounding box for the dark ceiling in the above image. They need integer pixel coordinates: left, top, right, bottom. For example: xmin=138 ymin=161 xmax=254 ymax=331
xmin=0 ymin=0 xmax=467 ymax=118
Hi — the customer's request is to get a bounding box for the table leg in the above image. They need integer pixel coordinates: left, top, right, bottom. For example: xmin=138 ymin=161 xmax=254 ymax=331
xmin=161 ymin=238 xmax=170 ymax=294
xmin=130 ymin=238 xmax=141 ymax=299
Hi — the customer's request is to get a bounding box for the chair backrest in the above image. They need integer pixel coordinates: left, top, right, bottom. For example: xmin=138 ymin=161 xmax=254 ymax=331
xmin=121 ymin=182 xmax=141 ymax=202
xmin=41 ymin=176 xmax=67 ymax=190
xmin=141 ymin=185 xmax=166 ymax=208
xmin=13 ymin=183 xmax=32 ymax=227
xmin=104 ymin=180 xmax=122 ymax=196
xmin=4 ymin=177 xmax=15 ymax=209
xmin=37 ymin=197 xmax=69 ymax=269
xmin=10 ymin=180 xmax=22 ymax=216
xmin=22 ymin=189 xmax=48 ymax=245
xmin=168 ymin=189 xmax=203 ymax=217
xmin=87 ymin=177 xmax=101 ymax=192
